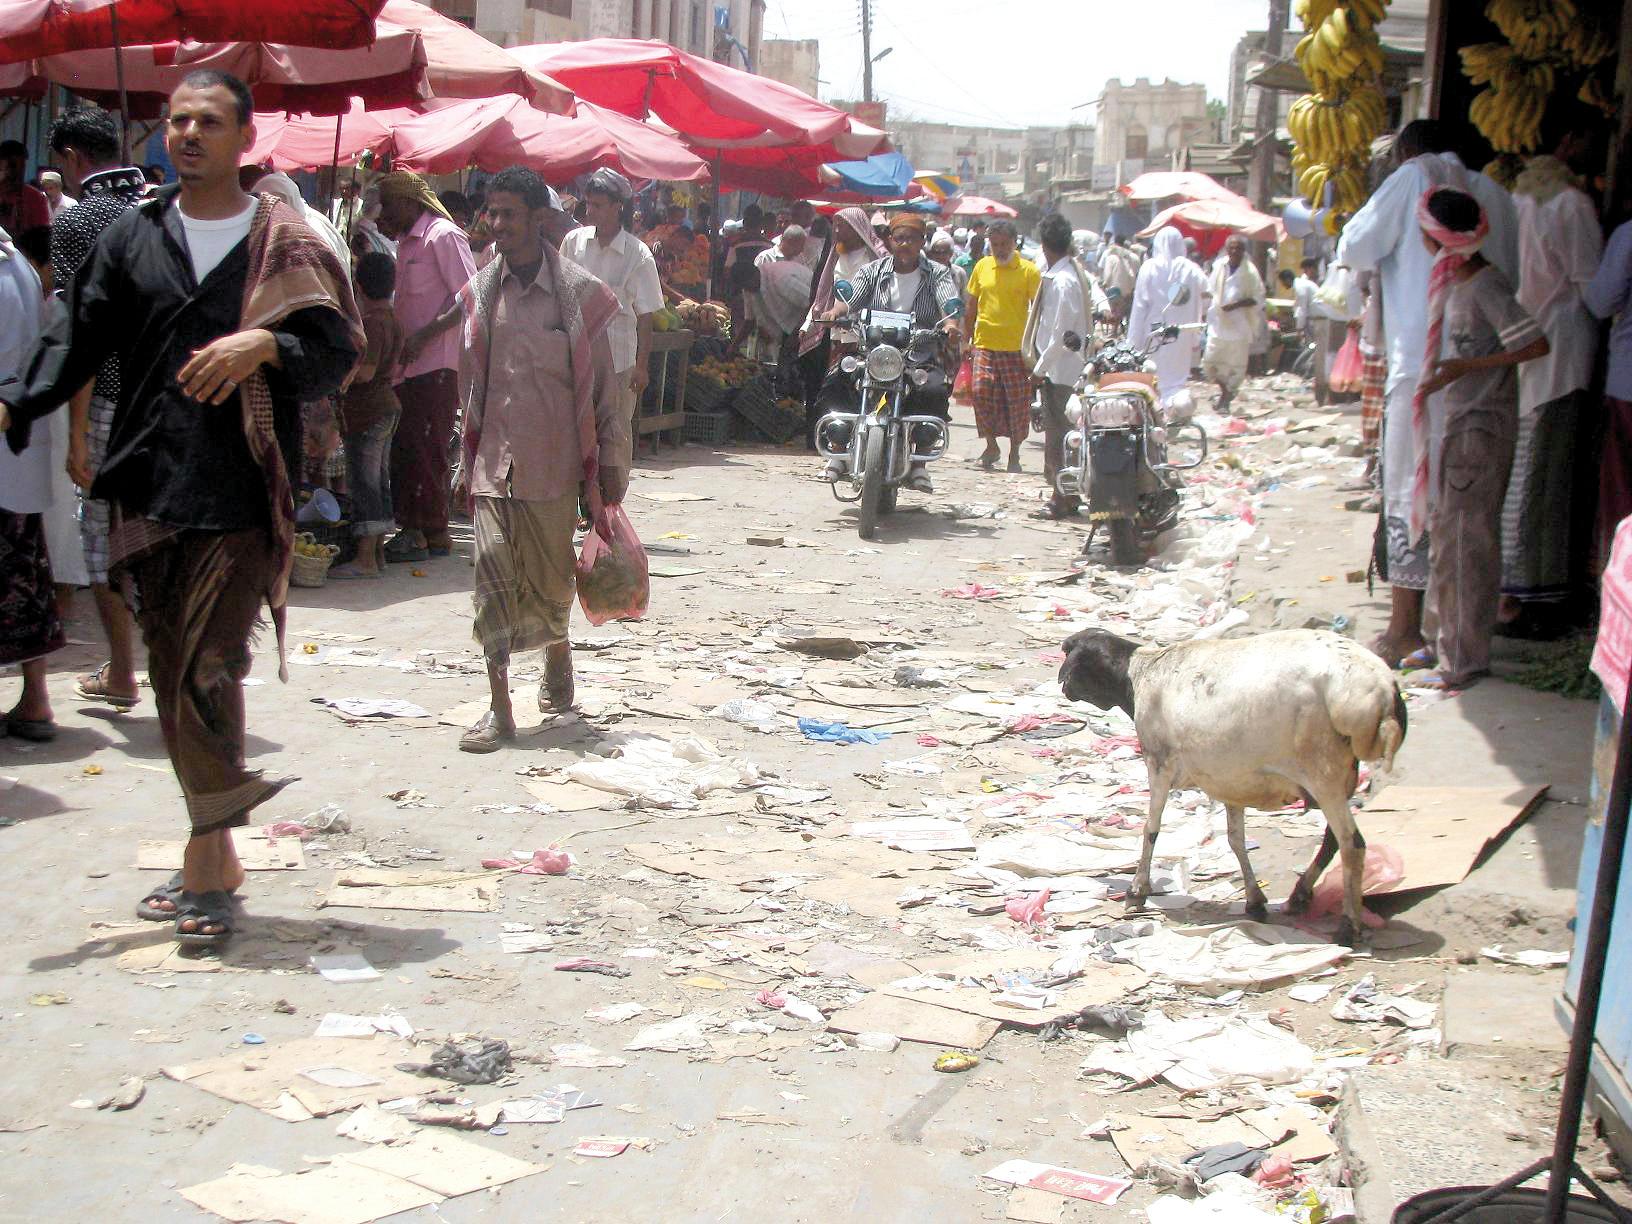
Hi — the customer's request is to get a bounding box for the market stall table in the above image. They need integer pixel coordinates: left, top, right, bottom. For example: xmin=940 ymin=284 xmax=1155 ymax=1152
xmin=638 ymin=329 xmax=693 ymax=454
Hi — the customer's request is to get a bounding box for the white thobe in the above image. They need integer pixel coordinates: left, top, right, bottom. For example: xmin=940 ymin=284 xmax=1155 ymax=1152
xmin=1515 ymin=185 xmax=1603 ymax=414
xmin=1336 ymin=152 xmax=1519 ymax=542
xmin=1031 ymin=256 xmax=1105 ymax=388
xmin=1127 ymin=229 xmax=1207 ymax=404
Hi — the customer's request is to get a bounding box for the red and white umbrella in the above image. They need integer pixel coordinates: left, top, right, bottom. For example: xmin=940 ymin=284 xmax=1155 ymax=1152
xmin=948 ymin=195 xmax=1017 ymax=219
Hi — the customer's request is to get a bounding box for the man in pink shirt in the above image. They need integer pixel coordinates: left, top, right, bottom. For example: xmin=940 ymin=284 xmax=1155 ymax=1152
xmin=450 ymin=168 xmax=628 ymax=752
xmin=376 ymin=171 xmax=477 ymax=561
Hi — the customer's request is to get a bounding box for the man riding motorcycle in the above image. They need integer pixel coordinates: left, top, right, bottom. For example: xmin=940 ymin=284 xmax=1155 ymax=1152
xmin=817 ymin=212 xmax=962 ymax=492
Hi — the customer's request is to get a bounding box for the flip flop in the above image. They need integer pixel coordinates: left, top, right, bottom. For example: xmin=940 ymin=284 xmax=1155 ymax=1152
xmin=174 ymin=889 xmax=235 ymax=948
xmin=75 ymin=662 xmax=139 ymax=710
xmin=970 ymin=454 xmax=998 ymax=470
xmin=138 ymin=872 xmax=185 ymax=921
xmin=4 ymin=716 xmax=56 ymax=742
xmin=1397 ymin=647 xmax=1438 ymax=671
xmin=460 ymin=710 xmax=515 ymax=753
xmin=327 ymin=563 xmax=384 ymax=580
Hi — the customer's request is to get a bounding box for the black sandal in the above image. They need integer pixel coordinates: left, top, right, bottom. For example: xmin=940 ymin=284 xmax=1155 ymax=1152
xmin=137 ymin=872 xmax=184 ymax=921
xmin=174 ymin=890 xmax=234 ymax=947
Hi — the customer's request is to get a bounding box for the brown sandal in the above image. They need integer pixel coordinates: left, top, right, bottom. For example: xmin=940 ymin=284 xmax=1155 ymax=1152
xmin=75 ymin=662 xmax=139 ymax=710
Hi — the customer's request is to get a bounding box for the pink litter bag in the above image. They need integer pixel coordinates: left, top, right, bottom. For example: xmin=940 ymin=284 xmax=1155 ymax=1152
xmin=1329 ymin=329 xmax=1364 ymax=393
xmin=575 ymin=502 xmax=649 ymax=625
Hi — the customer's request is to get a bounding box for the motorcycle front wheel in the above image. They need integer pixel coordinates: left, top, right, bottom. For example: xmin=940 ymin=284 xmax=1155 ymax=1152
xmin=858 ymin=427 xmax=886 ymax=540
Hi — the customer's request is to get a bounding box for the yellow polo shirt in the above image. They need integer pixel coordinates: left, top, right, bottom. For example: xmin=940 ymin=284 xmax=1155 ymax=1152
xmin=967 ymin=254 xmax=1041 ymax=352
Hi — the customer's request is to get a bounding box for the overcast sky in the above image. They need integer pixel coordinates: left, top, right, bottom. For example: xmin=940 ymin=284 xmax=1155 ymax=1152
xmin=765 ymin=0 xmax=1268 ymax=128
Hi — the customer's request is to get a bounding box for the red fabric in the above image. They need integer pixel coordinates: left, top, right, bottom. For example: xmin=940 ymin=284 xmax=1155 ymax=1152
xmin=0 ymin=0 xmax=385 ymax=63
xmin=18 ymin=28 xmax=429 ymax=117
xmin=972 ymin=347 xmax=1031 ymax=441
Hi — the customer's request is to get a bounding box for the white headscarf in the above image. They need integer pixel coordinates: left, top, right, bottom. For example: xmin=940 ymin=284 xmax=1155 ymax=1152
xmin=256 ymin=173 xmax=354 ymax=273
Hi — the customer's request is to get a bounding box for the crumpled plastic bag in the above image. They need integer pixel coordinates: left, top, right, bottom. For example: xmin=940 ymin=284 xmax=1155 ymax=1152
xmin=576 ymin=503 xmax=649 ymax=626
xmin=797 ymin=717 xmax=890 ymax=745
xmin=398 ymin=1037 xmax=512 ymax=1084
xmin=566 ymin=732 xmax=759 ymax=808
xmin=1305 ymin=844 xmax=1403 ymax=929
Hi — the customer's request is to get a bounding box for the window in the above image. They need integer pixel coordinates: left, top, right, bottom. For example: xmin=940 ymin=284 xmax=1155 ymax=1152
xmin=690 ymin=0 xmax=702 ymax=49
xmin=632 ymin=0 xmax=644 ymax=36
xmin=1124 ymin=123 xmax=1148 ymax=160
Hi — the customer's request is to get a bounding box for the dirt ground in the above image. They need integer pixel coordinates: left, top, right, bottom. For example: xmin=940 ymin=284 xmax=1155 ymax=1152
xmin=0 ymin=376 xmax=1609 ymax=1222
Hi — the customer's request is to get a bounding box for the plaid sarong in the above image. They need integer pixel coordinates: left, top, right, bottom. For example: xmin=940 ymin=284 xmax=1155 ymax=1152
xmin=972 ymin=347 xmax=1031 ymax=441
xmin=1360 ymin=349 xmax=1386 ymax=457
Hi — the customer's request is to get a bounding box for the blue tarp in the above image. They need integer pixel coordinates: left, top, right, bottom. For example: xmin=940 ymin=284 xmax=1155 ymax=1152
xmin=825 ymin=151 xmax=915 ymax=198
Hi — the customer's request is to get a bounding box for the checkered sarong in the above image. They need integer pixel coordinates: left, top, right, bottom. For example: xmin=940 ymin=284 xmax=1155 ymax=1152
xmin=1359 ymin=349 xmax=1386 ymax=458
xmin=78 ymin=393 xmax=116 ymax=585
xmin=972 ymin=347 xmax=1031 ymax=441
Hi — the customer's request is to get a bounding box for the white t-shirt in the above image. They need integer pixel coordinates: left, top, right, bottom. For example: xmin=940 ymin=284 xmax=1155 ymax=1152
xmin=178 ymin=199 xmax=257 ymax=283
xmin=882 ymin=267 xmax=921 ymax=314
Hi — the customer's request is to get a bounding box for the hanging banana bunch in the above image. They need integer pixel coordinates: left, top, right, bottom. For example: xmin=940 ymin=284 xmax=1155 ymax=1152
xmin=1465 ymin=0 xmax=1618 ymax=155
xmin=1289 ymin=0 xmax=1391 ymax=221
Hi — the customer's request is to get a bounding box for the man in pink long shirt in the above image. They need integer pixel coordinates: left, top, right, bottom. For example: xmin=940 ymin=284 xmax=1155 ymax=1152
xmin=449 ymin=168 xmax=628 ymax=753
xmin=377 ymin=171 xmax=477 ymax=562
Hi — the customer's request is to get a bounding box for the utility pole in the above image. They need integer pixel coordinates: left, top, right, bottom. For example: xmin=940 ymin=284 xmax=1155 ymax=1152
xmin=1249 ymin=0 xmax=1290 ymax=212
xmin=861 ymin=0 xmax=874 ymax=103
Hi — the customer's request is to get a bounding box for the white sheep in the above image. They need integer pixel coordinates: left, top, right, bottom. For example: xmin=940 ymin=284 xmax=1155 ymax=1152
xmin=1058 ymin=627 xmax=1407 ymax=946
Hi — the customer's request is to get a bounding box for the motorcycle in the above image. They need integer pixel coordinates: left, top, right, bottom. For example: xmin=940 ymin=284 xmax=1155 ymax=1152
xmin=1055 ymin=282 xmax=1209 ymax=567
xmin=814 ymin=292 xmax=957 ymax=541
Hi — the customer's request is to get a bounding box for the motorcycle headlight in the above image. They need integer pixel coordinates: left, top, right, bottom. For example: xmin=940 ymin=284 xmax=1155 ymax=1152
xmin=1065 ymin=429 xmax=1084 ymax=450
xmin=1088 ymin=394 xmax=1140 ymax=428
xmin=865 ymin=344 xmax=905 ymax=384
xmin=908 ymin=368 xmax=930 ymax=386
xmin=840 ymin=355 xmax=862 ymax=374
xmin=1065 ymin=398 xmax=1085 ymax=425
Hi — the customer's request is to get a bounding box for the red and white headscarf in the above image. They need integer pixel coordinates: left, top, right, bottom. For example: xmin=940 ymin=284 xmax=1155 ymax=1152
xmin=1409 ymin=186 xmax=1490 ymax=541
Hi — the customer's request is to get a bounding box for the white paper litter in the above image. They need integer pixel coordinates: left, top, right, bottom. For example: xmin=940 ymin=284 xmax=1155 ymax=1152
xmin=974 ymin=829 xmax=1141 ymax=877
xmin=1330 ymin=974 xmax=1437 ymax=1029
xmin=849 ymin=816 xmax=974 ymax=852
xmin=624 ymin=1014 xmax=716 ymax=1052
xmin=309 ymin=953 xmax=381 ymax=983
xmin=1481 ymin=945 xmax=1570 ymax=968
xmin=1110 ymin=923 xmax=1349 ymax=989
xmin=1082 ymin=1011 xmax=1316 ymax=1091
xmin=314 ymin=1012 xmax=414 ymax=1039
xmin=567 ymin=733 xmax=760 ymax=808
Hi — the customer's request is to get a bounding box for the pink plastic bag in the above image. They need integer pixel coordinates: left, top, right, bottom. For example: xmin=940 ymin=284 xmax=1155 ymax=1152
xmin=1307 ymin=843 xmax=1404 ymax=929
xmin=575 ymin=502 xmax=649 ymax=625
xmin=953 ymin=352 xmax=973 ymax=395
xmin=1329 ymin=329 xmax=1364 ymax=393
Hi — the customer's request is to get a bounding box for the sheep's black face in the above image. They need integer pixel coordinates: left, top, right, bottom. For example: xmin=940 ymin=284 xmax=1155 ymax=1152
xmin=1059 ymin=629 xmax=1140 ymax=714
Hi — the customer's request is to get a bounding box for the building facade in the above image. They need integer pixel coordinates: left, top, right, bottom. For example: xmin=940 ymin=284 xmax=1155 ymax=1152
xmin=1092 ymin=77 xmax=1212 ymax=186
xmin=886 ymin=119 xmax=1026 ymax=195
xmin=434 ymin=0 xmax=764 ymax=66
xmin=758 ymin=37 xmax=819 ymax=98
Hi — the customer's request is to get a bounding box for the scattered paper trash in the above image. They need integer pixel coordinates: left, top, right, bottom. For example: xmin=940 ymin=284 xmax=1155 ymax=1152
xmin=312 ymin=696 xmax=433 ymax=720
xmin=1330 ymin=975 xmax=1436 ymax=1029
xmin=1481 ymin=945 xmax=1570 ymax=968
xmin=983 ymin=1160 xmax=1132 ymax=1205
xmin=310 ymin=954 xmax=381 ymax=983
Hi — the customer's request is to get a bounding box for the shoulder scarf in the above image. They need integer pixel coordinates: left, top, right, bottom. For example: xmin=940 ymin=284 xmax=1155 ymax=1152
xmin=239 ymin=193 xmax=366 ymax=680
xmin=456 ymin=242 xmax=619 ymax=518
xmin=1410 ymin=186 xmax=1490 ymax=542
xmin=799 ymin=207 xmax=888 ymax=356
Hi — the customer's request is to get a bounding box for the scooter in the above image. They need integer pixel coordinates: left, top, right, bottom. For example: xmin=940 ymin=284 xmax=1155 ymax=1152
xmin=815 ymin=305 xmax=953 ymax=541
xmin=1055 ymin=282 xmax=1209 ymax=567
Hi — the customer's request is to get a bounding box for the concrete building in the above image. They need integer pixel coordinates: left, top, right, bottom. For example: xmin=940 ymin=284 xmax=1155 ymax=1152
xmin=887 ymin=119 xmax=1027 ymax=196
xmin=432 ymin=0 xmax=764 ymax=66
xmin=1091 ymin=77 xmax=1211 ymax=188
xmin=758 ymin=37 xmax=819 ymax=98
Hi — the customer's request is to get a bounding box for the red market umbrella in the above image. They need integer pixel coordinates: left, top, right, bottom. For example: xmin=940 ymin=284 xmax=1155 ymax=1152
xmin=948 ymin=195 xmax=1017 ymax=219
xmin=0 ymin=0 xmax=386 ymax=64
xmin=511 ymin=38 xmax=881 ymax=152
xmin=245 ymin=97 xmax=394 ymax=167
xmin=378 ymin=0 xmax=571 ymax=115
xmin=1137 ymin=198 xmax=1285 ymax=252
xmin=386 ymin=95 xmax=707 ymax=181
xmin=1119 ymin=170 xmax=1248 ymax=205
xmin=509 ymin=38 xmax=886 ymax=188
xmin=15 ymin=29 xmax=428 ymax=116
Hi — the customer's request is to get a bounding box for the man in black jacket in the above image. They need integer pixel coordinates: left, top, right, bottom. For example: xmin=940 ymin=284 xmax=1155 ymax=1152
xmin=1 ymin=71 xmax=361 ymax=947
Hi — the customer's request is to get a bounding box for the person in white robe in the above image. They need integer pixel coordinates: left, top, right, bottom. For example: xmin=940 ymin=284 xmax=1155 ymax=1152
xmin=1202 ymin=234 xmax=1265 ymax=413
xmin=1500 ymin=138 xmax=1604 ymax=622
xmin=1335 ymin=119 xmax=1519 ymax=665
xmin=1126 ymin=226 xmax=1207 ymax=408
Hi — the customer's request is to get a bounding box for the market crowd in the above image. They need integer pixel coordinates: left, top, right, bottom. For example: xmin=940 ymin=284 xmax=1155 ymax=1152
xmin=1 ymin=74 xmax=1630 ymax=945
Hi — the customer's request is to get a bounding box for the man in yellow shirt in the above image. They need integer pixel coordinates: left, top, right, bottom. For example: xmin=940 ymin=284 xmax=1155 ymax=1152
xmin=963 ymin=219 xmax=1041 ymax=470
